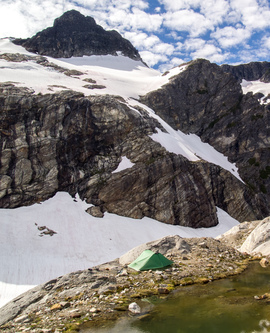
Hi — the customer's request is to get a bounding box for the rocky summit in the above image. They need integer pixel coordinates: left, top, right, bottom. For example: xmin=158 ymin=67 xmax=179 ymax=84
xmin=13 ymin=10 xmax=143 ymax=61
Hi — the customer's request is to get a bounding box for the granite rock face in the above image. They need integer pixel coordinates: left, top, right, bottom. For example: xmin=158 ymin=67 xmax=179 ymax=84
xmin=0 ymin=81 xmax=265 ymax=227
xmin=13 ymin=10 xmax=143 ymax=62
xmin=141 ymin=59 xmax=270 ymax=217
xmin=217 ymin=216 xmax=270 ymax=256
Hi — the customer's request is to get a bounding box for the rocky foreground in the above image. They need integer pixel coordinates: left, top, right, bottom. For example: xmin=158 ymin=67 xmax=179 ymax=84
xmin=2 ymin=216 xmax=270 ymax=332
xmin=0 ymin=235 xmax=251 ymax=333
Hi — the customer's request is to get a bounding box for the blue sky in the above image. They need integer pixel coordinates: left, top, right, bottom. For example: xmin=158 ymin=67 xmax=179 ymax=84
xmin=1 ymin=0 xmax=270 ymax=71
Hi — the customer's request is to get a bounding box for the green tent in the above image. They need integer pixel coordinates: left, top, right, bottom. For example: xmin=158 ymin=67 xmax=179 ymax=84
xmin=128 ymin=249 xmax=173 ymax=271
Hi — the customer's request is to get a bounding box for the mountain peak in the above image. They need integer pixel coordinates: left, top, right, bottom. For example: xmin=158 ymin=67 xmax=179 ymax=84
xmin=53 ymin=10 xmax=97 ymax=31
xmin=13 ymin=10 xmax=143 ymax=62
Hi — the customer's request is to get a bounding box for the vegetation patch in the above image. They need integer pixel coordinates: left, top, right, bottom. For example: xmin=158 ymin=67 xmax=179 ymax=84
xmin=227 ymin=121 xmax=237 ymax=128
xmin=259 ymin=166 xmax=270 ymax=179
xmin=260 ymin=184 xmax=267 ymax=194
xmin=248 ymin=157 xmax=260 ymax=166
xmin=251 ymin=114 xmax=263 ymax=121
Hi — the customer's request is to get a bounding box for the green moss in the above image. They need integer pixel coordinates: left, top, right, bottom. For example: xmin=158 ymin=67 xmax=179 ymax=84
xmin=197 ymin=89 xmax=208 ymax=94
xmin=248 ymin=157 xmax=256 ymax=165
xmin=248 ymin=158 xmax=260 ymax=167
xmin=65 ymin=323 xmax=80 ymax=332
xmin=259 ymin=166 xmax=270 ymax=179
xmin=194 ymin=277 xmax=209 ymax=284
xmin=208 ymin=117 xmax=221 ymax=129
xmin=246 ymin=182 xmax=256 ymax=191
xmin=145 ymin=157 xmax=156 ymax=165
xmin=260 ymin=184 xmax=267 ymax=194
xmin=227 ymin=122 xmax=237 ymax=128
xmin=251 ymin=114 xmax=263 ymax=121
xmin=179 ymin=277 xmax=194 ymax=285
xmin=131 ymin=289 xmax=156 ymax=298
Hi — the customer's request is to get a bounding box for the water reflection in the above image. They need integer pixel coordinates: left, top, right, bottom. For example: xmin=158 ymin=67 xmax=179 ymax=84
xmin=82 ymin=263 xmax=270 ymax=333
xmin=241 ymin=319 xmax=270 ymax=333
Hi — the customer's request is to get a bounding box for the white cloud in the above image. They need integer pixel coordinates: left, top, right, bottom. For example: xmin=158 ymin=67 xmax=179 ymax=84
xmin=158 ymin=56 xmax=186 ymax=72
xmin=184 ymin=38 xmax=206 ymax=51
xmin=124 ymin=31 xmax=174 ymax=56
xmin=0 ymin=0 xmax=89 ymax=38
xmin=242 ymin=6 xmax=270 ymax=29
xmin=129 ymin=8 xmax=163 ymax=31
xmin=124 ymin=31 xmax=175 ymax=65
xmin=163 ymin=9 xmax=213 ymax=37
xmin=211 ymin=26 xmax=251 ymax=48
xmin=160 ymin=0 xmax=229 ymax=26
xmin=152 ymin=43 xmax=175 ymax=56
xmin=229 ymin=0 xmax=270 ymax=29
xmin=0 ymin=3 xmax=29 ymax=38
xmin=140 ymin=50 xmax=168 ymax=67
xmin=190 ymin=43 xmax=228 ymax=63
xmin=103 ymin=7 xmax=163 ymax=32
xmin=262 ymin=36 xmax=270 ymax=49
xmin=158 ymin=0 xmax=201 ymax=11
xmin=124 ymin=32 xmax=160 ymax=49
xmin=199 ymin=0 xmax=230 ymax=25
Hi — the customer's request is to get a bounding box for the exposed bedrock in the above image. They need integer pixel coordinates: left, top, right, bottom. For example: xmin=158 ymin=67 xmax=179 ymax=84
xmin=0 ymin=83 xmax=266 ymax=226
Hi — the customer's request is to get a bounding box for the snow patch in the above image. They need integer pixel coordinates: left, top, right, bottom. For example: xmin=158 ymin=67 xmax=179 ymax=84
xmin=112 ymin=156 xmax=135 ymax=173
xmin=241 ymin=79 xmax=270 ymax=104
xmin=0 ymin=192 xmax=238 ymax=308
xmin=129 ymin=100 xmax=243 ymax=182
xmin=0 ymin=37 xmax=33 ymax=55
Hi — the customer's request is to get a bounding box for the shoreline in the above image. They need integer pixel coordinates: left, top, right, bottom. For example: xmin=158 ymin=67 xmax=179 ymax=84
xmin=0 ymin=237 xmax=251 ymax=332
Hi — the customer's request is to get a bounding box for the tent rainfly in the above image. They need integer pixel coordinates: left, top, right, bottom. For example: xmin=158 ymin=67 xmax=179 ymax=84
xmin=128 ymin=249 xmax=173 ymax=271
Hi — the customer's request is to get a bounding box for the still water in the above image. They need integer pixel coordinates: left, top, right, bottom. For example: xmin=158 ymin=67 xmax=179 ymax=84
xmin=82 ymin=262 xmax=270 ymax=333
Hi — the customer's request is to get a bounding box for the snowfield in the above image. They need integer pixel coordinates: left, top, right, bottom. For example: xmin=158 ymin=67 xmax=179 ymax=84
xmin=0 ymin=192 xmax=239 ymax=308
xmin=0 ymin=38 xmax=241 ymax=308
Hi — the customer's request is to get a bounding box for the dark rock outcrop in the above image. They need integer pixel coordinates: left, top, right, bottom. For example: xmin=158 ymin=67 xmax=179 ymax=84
xmin=13 ymin=10 xmax=143 ymax=62
xmin=141 ymin=59 xmax=270 ymax=216
xmin=0 ymin=82 xmax=265 ymax=227
xmin=221 ymin=61 xmax=270 ymax=83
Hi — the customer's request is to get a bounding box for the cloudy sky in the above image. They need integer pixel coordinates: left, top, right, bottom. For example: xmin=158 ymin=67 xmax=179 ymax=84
xmin=1 ymin=0 xmax=270 ymax=71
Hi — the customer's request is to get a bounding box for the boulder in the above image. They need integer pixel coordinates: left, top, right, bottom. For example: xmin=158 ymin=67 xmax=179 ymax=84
xmin=128 ymin=302 xmax=141 ymax=314
xmin=260 ymin=258 xmax=269 ymax=268
xmin=86 ymin=206 xmax=104 ymax=218
xmin=240 ymin=217 xmax=270 ymax=255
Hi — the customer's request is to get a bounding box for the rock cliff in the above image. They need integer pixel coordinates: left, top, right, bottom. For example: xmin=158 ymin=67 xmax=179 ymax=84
xmin=141 ymin=59 xmax=270 ymax=218
xmin=0 ymin=81 xmax=266 ymax=227
xmin=1 ymin=11 xmax=270 ymax=228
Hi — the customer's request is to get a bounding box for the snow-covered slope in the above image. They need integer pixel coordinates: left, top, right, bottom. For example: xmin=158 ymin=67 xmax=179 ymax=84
xmin=0 ymin=192 xmax=238 ymax=308
xmin=0 ymin=38 xmax=166 ymax=98
xmin=0 ymin=38 xmax=242 ymax=180
xmin=0 ymin=38 xmax=242 ymax=308
xmin=241 ymin=79 xmax=270 ymax=104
